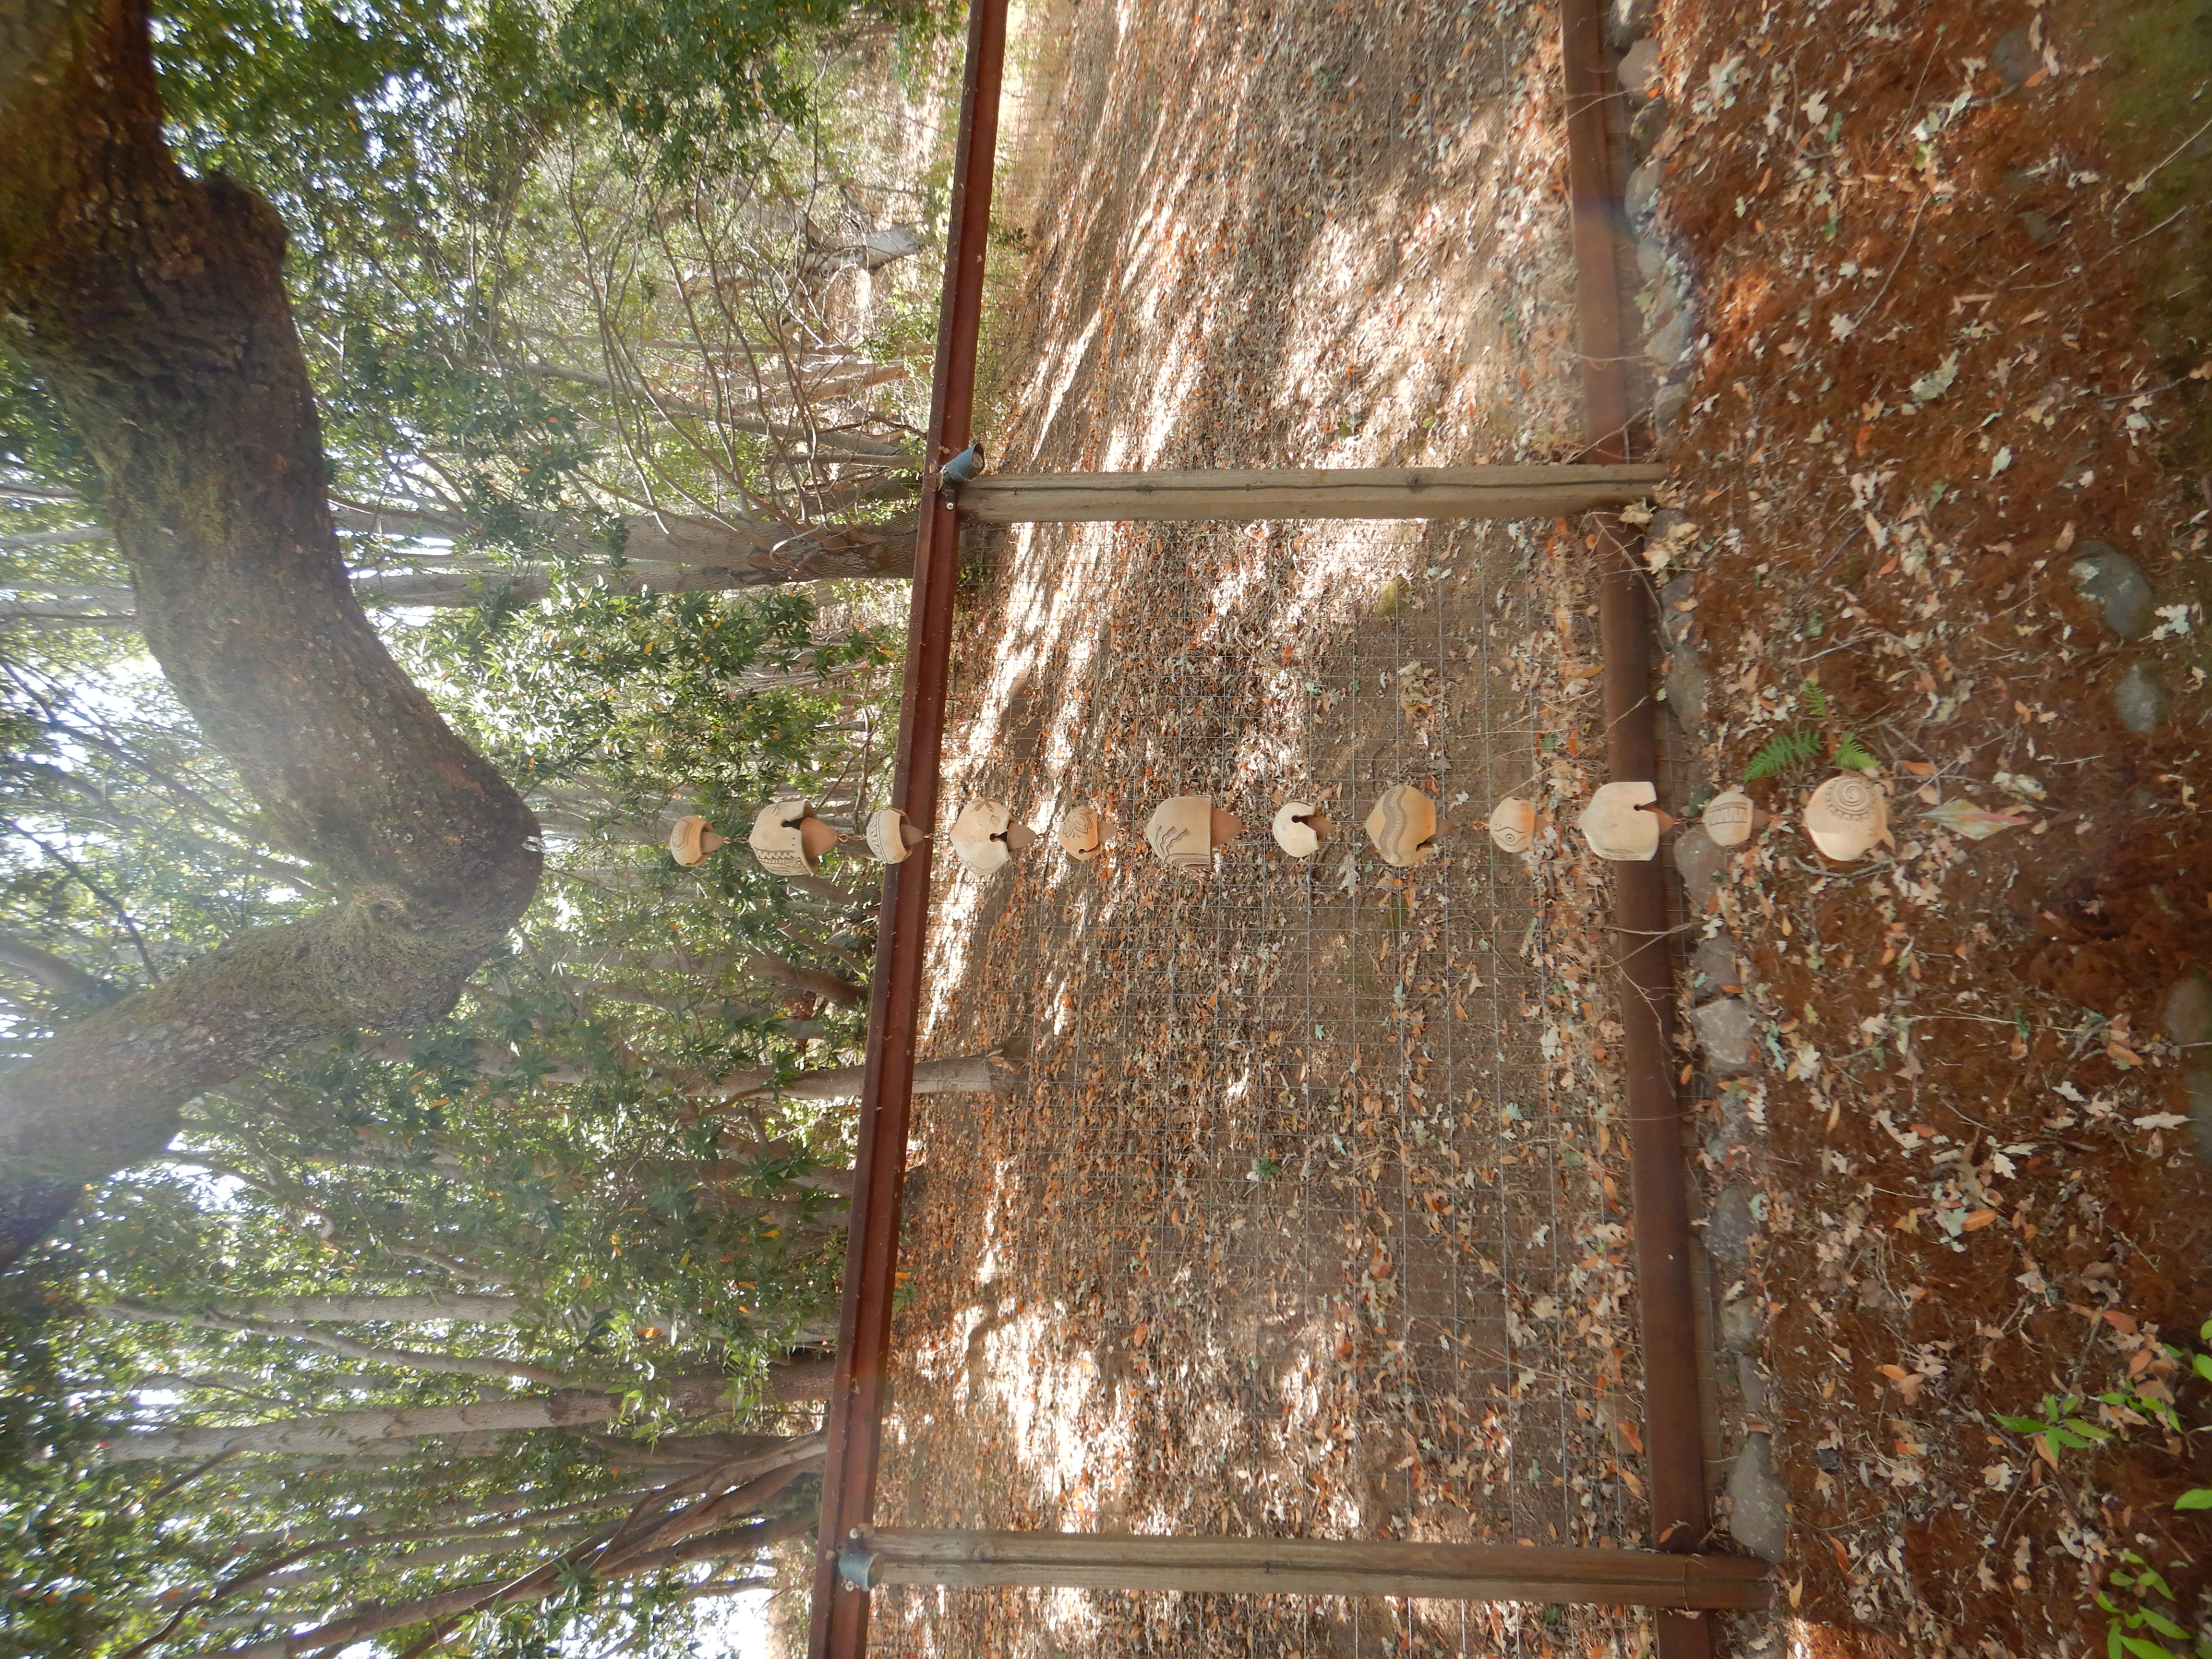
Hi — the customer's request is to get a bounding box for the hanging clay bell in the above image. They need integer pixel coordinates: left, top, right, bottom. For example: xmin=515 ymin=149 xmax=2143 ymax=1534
xmin=1702 ymin=787 xmax=1755 ymax=848
xmin=1058 ymin=805 xmax=1106 ymax=861
xmin=748 ymin=798 xmax=838 ymax=877
xmin=1579 ymin=781 xmax=1663 ymax=862
xmin=1486 ymin=796 xmax=1536 ymax=854
xmin=668 ymin=816 xmax=729 ymax=867
xmin=865 ymin=807 xmax=927 ymax=864
xmin=1364 ymin=784 xmax=1438 ymax=868
xmin=1146 ymin=795 xmax=1241 ymax=872
xmin=1270 ymin=801 xmax=1332 ymax=858
xmin=1804 ymin=774 xmax=1892 ymax=861
xmin=949 ymin=797 xmax=1034 ymax=875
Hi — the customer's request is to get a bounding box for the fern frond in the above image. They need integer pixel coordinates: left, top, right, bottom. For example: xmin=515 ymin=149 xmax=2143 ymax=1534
xmin=1835 ymin=731 xmax=1876 ymax=771
xmin=1799 ymin=682 xmax=1830 ymax=722
xmin=1744 ymin=726 xmax=1822 ymax=781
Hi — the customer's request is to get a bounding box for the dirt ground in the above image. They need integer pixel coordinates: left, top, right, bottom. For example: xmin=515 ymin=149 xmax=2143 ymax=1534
xmin=844 ymin=0 xmax=2212 ymax=1655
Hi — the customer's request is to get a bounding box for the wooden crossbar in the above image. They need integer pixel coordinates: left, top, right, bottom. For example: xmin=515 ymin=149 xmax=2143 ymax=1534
xmin=838 ymin=1530 xmax=1771 ymax=1609
xmin=954 ymin=463 xmax=1667 ymax=523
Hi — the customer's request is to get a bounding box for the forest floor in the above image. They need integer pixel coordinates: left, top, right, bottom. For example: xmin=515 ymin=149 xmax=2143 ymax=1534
xmin=814 ymin=0 xmax=2212 ymax=1656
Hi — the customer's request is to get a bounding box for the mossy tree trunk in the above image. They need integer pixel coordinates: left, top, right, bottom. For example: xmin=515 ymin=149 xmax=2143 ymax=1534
xmin=0 ymin=0 xmax=542 ymax=1263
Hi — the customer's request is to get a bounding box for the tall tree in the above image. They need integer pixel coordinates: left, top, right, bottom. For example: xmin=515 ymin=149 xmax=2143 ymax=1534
xmin=0 ymin=0 xmax=543 ymax=1262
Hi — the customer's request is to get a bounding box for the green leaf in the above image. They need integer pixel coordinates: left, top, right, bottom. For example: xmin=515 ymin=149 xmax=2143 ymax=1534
xmin=2142 ymin=1611 xmax=2190 ymax=1641
xmin=1995 ymin=1413 xmax=2048 ymax=1433
xmin=1800 ymin=681 xmax=1830 ymax=721
xmin=2116 ymin=1635 xmax=2180 ymax=1659
xmin=1744 ymin=726 xmax=1823 ymax=781
xmin=2060 ymin=1418 xmax=2115 ymax=1442
xmin=2137 ymin=1567 xmax=2178 ymax=1601
xmin=1835 ymin=730 xmax=1877 ymax=771
xmin=2175 ymin=1489 xmax=2212 ymax=1511
xmin=2192 ymin=1353 xmax=2212 ymax=1382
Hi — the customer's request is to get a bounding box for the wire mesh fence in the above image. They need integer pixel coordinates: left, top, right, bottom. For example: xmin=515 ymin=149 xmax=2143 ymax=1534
xmin=860 ymin=511 xmax=1659 ymax=1658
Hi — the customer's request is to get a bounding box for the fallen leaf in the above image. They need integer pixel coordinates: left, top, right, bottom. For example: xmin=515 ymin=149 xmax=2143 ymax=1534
xmin=1921 ymin=799 xmax=2030 ymax=841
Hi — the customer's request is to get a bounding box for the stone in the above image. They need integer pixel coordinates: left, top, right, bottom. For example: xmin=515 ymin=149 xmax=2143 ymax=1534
xmin=1651 ymin=377 xmax=1691 ymax=447
xmin=1631 ymin=95 xmax=1671 ymax=159
xmin=1606 ymin=0 xmax=1655 ymax=51
xmin=1705 ymin=1183 xmax=1755 ymax=1265
xmin=1991 ymin=25 xmax=2038 ymax=88
xmin=2114 ymin=661 xmax=2169 ymax=734
xmin=2164 ymin=971 xmax=2212 ymax=1054
xmin=1658 ymin=574 xmax=1696 ymax=647
xmin=1692 ymin=998 xmax=1757 ymax=1074
xmin=2071 ymin=541 xmax=2155 ymax=637
xmin=1726 ymin=1432 xmax=1791 ymax=1562
xmin=1635 ymin=235 xmax=1669 ymax=284
xmin=1617 ymin=37 xmax=1662 ymax=97
xmin=2188 ymin=1071 xmax=2212 ymax=1165
xmin=1718 ymin=1295 xmax=1759 ymax=1353
xmin=1646 ymin=308 xmax=1690 ymax=372
xmin=1625 ymin=159 xmax=1661 ymax=223
xmin=1662 ymin=640 xmax=1708 ymax=733
xmin=2019 ymin=209 xmax=2063 ymax=246
xmin=1738 ymin=1357 xmax=1769 ymax=1417
xmin=1674 ymin=826 xmax=1729 ymax=902
xmin=1691 ymin=935 xmax=1742 ymax=1000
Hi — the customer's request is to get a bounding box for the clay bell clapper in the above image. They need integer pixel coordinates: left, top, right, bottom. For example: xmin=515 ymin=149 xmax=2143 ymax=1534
xmin=1145 ymin=795 xmax=1243 ymax=872
xmin=1803 ymin=774 xmax=1892 ymax=861
xmin=1701 ymin=786 xmax=1755 ymax=848
xmin=668 ymin=816 xmax=729 ymax=867
xmin=949 ymin=797 xmax=1037 ymax=875
xmin=748 ymin=797 xmax=841 ymax=878
xmin=1364 ymin=784 xmax=1438 ymax=868
xmin=1270 ymin=801 xmax=1332 ymax=858
xmin=865 ymin=807 xmax=928 ymax=865
xmin=1577 ymin=782 xmax=1676 ymax=862
xmin=1058 ymin=805 xmax=1107 ymax=860
xmin=1486 ymin=796 xmax=1535 ymax=854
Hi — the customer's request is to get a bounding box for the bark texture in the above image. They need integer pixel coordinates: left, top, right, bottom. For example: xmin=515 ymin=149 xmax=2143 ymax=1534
xmin=0 ymin=0 xmax=543 ymax=1262
xmin=168 ymin=1293 xmax=522 ymax=1324
xmin=99 ymin=1380 xmax=727 ymax=1463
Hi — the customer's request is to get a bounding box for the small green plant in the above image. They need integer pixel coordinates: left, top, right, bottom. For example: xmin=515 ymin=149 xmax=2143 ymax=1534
xmin=1995 ymin=1394 xmax=2117 ymax=1460
xmin=1744 ymin=725 xmax=1822 ymax=781
xmin=1741 ymin=680 xmax=1878 ymax=780
xmin=1995 ymin=1320 xmax=2212 ymax=1659
xmin=2098 ymin=1553 xmax=2208 ymax=1659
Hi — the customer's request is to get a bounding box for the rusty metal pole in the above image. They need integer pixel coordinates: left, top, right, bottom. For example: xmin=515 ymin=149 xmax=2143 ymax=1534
xmin=807 ymin=6 xmax=1010 ymax=1658
xmin=1560 ymin=5 xmax=1718 ymax=1659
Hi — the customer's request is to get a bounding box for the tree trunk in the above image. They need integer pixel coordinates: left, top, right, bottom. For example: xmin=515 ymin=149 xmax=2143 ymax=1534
xmin=0 ymin=0 xmax=543 ymax=1264
xmin=749 ymin=1050 xmax=1015 ymax=1104
xmin=766 ymin=1356 xmax=836 ymax=1403
xmin=203 ymin=1510 xmax=815 ymax=1659
xmin=179 ymin=1293 xmax=520 ymax=1325
xmin=201 ymin=1442 xmax=823 ymax=1657
xmin=100 ymin=1380 xmax=724 ymax=1462
xmin=0 ymin=516 xmax=919 ymax=630
xmin=97 ymin=1299 xmax=568 ymax=1386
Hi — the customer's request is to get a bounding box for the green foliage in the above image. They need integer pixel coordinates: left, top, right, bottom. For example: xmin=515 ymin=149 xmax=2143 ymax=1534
xmin=1741 ymin=680 xmax=1879 ymax=781
xmin=1743 ymin=726 xmax=1821 ymax=782
xmin=1993 ymin=1318 xmax=2212 ymax=1659
xmin=1995 ymin=1394 xmax=2118 ymax=1461
xmin=555 ymin=0 xmax=934 ymax=177
xmin=2098 ymin=1553 xmax=2211 ymax=1659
